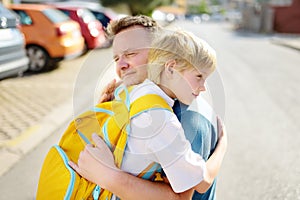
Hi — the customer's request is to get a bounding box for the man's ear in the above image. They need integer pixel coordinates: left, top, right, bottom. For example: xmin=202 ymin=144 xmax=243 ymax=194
xmin=165 ymin=59 xmax=176 ymax=76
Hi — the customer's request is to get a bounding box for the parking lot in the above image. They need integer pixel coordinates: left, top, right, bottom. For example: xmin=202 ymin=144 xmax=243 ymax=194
xmin=0 ymin=55 xmax=85 ymax=145
xmin=0 ymin=45 xmax=115 ymax=176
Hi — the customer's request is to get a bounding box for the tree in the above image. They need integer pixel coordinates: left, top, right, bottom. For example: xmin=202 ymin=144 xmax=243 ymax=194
xmin=100 ymin=0 xmax=172 ymax=15
xmin=198 ymin=0 xmax=210 ymax=14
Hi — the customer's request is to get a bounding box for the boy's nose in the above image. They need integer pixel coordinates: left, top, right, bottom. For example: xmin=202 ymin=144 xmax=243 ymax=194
xmin=200 ymin=85 xmax=206 ymax=92
xmin=198 ymin=83 xmax=206 ymax=92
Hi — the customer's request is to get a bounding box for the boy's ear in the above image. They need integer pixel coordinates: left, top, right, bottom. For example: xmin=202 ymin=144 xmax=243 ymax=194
xmin=165 ymin=59 xmax=176 ymax=75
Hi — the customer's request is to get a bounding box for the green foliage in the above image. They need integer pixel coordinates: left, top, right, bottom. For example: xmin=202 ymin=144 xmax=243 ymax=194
xmin=188 ymin=5 xmax=199 ymax=14
xmin=188 ymin=0 xmax=210 ymax=14
xmin=100 ymin=0 xmax=120 ymax=6
xmin=211 ymin=0 xmax=220 ymax=6
xmin=100 ymin=0 xmax=173 ymax=15
xmin=199 ymin=0 xmax=210 ymax=14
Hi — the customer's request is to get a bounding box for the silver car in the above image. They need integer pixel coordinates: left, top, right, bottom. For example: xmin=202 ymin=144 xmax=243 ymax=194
xmin=0 ymin=3 xmax=29 ymax=80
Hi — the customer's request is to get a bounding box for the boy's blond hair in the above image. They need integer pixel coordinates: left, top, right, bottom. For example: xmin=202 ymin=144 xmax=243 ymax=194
xmin=148 ymin=29 xmax=217 ymax=84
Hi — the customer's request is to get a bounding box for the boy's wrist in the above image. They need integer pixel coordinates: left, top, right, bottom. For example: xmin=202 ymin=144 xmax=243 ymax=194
xmin=102 ymin=167 xmax=123 ymax=190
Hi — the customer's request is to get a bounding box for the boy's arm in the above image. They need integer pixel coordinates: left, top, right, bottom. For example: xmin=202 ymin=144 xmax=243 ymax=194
xmin=107 ymin=170 xmax=194 ymax=200
xmin=194 ymin=117 xmax=227 ymax=193
xmin=69 ymin=134 xmax=194 ymax=200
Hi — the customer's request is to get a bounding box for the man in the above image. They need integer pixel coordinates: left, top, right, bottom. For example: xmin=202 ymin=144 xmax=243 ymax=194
xmin=72 ymin=15 xmax=225 ymax=199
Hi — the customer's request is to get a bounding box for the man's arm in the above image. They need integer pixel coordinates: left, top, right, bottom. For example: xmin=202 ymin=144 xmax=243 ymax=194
xmin=98 ymin=79 xmax=122 ymax=103
xmin=70 ymin=117 xmax=227 ymax=198
xmin=69 ymin=134 xmax=194 ymax=200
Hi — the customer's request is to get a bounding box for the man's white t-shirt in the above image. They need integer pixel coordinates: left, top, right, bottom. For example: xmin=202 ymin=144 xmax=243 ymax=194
xmin=119 ymin=79 xmax=206 ymax=193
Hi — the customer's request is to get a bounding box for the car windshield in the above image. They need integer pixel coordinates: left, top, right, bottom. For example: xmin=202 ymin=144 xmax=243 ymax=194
xmin=43 ymin=8 xmax=70 ymax=23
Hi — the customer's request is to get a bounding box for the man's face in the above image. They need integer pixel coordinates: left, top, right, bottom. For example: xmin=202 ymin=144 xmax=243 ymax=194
xmin=112 ymin=27 xmax=151 ymax=86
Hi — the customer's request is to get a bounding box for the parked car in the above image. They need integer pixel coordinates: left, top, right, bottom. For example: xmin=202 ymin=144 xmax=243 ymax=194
xmin=89 ymin=8 xmax=116 ymax=28
xmin=46 ymin=1 xmax=118 ymax=28
xmin=9 ymin=4 xmax=85 ymax=72
xmin=0 ymin=3 xmax=29 ymax=80
xmin=152 ymin=9 xmax=176 ymax=26
xmin=53 ymin=5 xmax=108 ymax=50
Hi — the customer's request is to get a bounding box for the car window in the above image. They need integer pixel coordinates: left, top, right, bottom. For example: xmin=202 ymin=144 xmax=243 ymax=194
xmin=13 ymin=10 xmax=32 ymax=25
xmin=43 ymin=8 xmax=70 ymax=23
xmin=59 ymin=9 xmax=70 ymax=17
xmin=77 ymin=8 xmax=96 ymax=23
xmin=0 ymin=3 xmax=18 ymax=28
xmin=91 ymin=11 xmax=110 ymax=27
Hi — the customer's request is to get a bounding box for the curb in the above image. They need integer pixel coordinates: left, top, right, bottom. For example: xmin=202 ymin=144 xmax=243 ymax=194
xmin=270 ymin=37 xmax=300 ymax=51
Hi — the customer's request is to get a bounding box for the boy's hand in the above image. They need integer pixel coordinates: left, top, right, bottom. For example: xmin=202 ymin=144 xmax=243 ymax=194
xmin=98 ymin=79 xmax=122 ymax=103
xmin=68 ymin=134 xmax=118 ymax=188
xmin=217 ymin=116 xmax=227 ymax=148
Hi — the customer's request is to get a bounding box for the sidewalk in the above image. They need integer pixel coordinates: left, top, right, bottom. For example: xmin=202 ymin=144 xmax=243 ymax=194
xmin=0 ymin=56 xmax=84 ymax=177
xmin=0 ymin=48 xmax=115 ymax=178
xmin=270 ymin=34 xmax=300 ymax=51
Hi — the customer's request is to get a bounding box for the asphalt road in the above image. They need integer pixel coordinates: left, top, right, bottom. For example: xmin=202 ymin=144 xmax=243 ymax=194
xmin=0 ymin=20 xmax=299 ymax=199
xmin=175 ymin=21 xmax=300 ymax=199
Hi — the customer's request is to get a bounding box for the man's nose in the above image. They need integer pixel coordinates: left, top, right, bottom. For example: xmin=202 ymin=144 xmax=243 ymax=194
xmin=116 ymin=56 xmax=129 ymax=71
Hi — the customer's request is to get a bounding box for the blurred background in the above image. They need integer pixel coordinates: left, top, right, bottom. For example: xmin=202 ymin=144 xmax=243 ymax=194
xmin=0 ymin=0 xmax=299 ymax=199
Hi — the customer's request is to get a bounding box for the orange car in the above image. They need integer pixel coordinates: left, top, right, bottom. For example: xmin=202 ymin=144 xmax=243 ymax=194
xmin=10 ymin=4 xmax=85 ymax=72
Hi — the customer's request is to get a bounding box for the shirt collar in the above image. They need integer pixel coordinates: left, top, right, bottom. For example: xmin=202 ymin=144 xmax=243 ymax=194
xmin=143 ymin=79 xmax=175 ymax=107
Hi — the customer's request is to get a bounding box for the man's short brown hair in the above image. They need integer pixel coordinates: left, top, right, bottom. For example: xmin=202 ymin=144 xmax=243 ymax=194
xmin=106 ymin=15 xmax=160 ymax=38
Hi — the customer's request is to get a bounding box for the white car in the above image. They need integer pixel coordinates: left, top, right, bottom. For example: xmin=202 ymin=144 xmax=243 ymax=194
xmin=0 ymin=3 xmax=29 ymax=80
xmin=152 ymin=9 xmax=175 ymax=25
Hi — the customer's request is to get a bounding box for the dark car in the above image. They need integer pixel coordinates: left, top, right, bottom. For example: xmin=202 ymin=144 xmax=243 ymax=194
xmin=89 ymin=9 xmax=114 ymax=28
xmin=0 ymin=3 xmax=29 ymax=80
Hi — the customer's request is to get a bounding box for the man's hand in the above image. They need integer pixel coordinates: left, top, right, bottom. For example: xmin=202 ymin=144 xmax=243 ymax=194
xmin=68 ymin=133 xmax=118 ymax=188
xmin=98 ymin=79 xmax=122 ymax=103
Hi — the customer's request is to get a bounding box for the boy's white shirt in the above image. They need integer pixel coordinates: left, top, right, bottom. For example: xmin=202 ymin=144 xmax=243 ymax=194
xmin=115 ymin=79 xmax=206 ymax=194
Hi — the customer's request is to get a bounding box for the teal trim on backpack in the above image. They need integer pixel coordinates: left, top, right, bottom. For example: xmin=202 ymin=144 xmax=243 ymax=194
xmin=114 ymin=85 xmax=130 ymax=110
xmin=102 ymin=119 xmax=112 ymax=149
xmin=92 ymin=185 xmax=101 ymax=200
xmin=141 ymin=163 xmax=160 ymax=180
xmin=125 ymin=124 xmax=130 ymax=136
xmin=54 ymin=145 xmax=75 ymax=200
xmin=77 ymin=130 xmax=91 ymax=144
xmin=92 ymin=107 xmax=114 ymax=116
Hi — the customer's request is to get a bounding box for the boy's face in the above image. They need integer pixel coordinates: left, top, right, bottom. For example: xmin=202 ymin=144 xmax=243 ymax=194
xmin=173 ymin=67 xmax=212 ymax=105
xmin=112 ymin=27 xmax=152 ymax=86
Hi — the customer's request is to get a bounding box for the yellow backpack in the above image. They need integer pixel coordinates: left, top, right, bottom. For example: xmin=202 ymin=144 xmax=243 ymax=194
xmin=36 ymin=85 xmax=172 ymax=200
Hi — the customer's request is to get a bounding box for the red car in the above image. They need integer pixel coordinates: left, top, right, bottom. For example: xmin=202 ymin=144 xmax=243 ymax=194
xmin=55 ymin=6 xmax=107 ymax=51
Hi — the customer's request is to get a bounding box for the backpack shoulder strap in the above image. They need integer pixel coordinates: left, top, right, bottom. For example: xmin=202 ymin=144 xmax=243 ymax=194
xmin=129 ymin=94 xmax=173 ymax=118
xmin=115 ymin=84 xmax=173 ymax=117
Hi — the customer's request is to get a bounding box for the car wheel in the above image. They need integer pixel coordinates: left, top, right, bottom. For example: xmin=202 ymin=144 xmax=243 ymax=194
xmin=82 ymin=41 xmax=89 ymax=55
xmin=26 ymin=46 xmax=49 ymax=72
